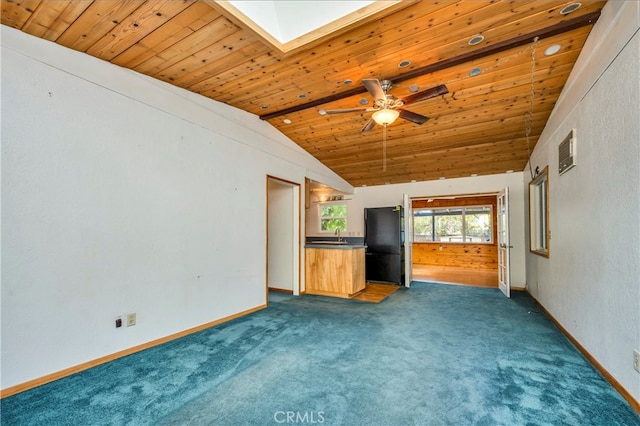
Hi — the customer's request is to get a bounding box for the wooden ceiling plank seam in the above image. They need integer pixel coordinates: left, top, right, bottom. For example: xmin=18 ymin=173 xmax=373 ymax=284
xmin=323 ymin=135 xmax=543 ymax=167
xmin=258 ymin=9 xmax=601 ymax=121
xmin=20 ymin=1 xmax=74 ymax=39
xmin=0 ymin=0 xmax=41 ymax=29
xmin=55 ymin=1 xmax=146 ymax=52
xmin=179 ymin=41 xmax=271 ymax=90
xmin=85 ymin=0 xmax=194 ymax=62
xmin=156 ymin=31 xmax=261 ymax=87
xmin=134 ymin=15 xmax=240 ymax=77
xmin=185 ymin=51 xmax=282 ymax=95
xmin=111 ymin=1 xmax=219 ymax=69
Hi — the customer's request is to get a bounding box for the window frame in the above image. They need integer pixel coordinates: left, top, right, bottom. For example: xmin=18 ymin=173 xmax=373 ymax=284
xmin=318 ymin=201 xmax=348 ymax=233
xmin=412 ymin=204 xmax=494 ymax=244
xmin=529 ymin=166 xmax=550 ymax=257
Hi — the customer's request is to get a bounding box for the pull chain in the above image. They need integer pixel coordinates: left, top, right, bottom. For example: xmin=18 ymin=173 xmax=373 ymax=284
xmin=525 ymin=37 xmax=539 ymax=179
xmin=382 ymin=124 xmax=388 ymax=171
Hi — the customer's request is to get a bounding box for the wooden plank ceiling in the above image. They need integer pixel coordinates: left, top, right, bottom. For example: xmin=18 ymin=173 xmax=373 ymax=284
xmin=2 ymin=0 xmax=606 ymax=187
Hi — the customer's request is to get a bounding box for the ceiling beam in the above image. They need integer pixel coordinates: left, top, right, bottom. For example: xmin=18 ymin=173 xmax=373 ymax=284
xmin=259 ymin=9 xmax=601 ymax=121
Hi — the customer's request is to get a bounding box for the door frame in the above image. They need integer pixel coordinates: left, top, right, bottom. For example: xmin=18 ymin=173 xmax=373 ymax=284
xmin=266 ymin=176 xmax=301 ymax=300
xmin=409 ymin=191 xmax=500 ymax=287
xmin=497 ymin=187 xmax=511 ymax=297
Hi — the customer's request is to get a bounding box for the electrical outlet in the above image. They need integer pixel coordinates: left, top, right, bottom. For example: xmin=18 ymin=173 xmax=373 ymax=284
xmin=634 ymin=350 xmax=640 ymax=373
xmin=127 ymin=313 xmax=136 ymax=327
xmin=115 ymin=317 xmax=122 ymax=328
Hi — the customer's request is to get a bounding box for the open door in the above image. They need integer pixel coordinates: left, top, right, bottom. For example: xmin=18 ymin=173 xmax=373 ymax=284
xmin=403 ymin=193 xmax=413 ymax=288
xmin=497 ymin=187 xmax=511 ymax=298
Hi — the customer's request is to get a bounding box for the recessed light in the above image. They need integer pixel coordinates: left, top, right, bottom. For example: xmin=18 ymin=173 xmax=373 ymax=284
xmin=544 ymin=44 xmax=562 ymax=56
xmin=318 ymin=109 xmax=327 ymax=115
xmin=560 ymin=2 xmax=581 ymax=15
xmin=359 ymin=98 xmax=369 ymax=105
xmin=506 ymin=170 xmax=514 ymax=173
xmin=411 ymin=179 xmax=417 ymax=183
xmin=471 ymin=174 xmax=478 ymax=177
xmin=409 ymin=85 xmax=420 ymax=93
xmin=385 ymin=182 xmax=391 ymax=185
xmin=398 ymin=60 xmax=411 ymax=68
xmin=343 ymin=79 xmax=353 ymax=85
xmin=297 ymin=94 xmax=307 ymax=99
xmin=260 ymin=104 xmax=269 ymax=110
xmin=361 ymin=184 xmax=367 ymax=187
xmin=283 ymin=118 xmax=292 ymax=124
xmin=469 ymin=67 xmax=482 ymax=77
xmin=439 ymin=177 xmax=446 ymax=180
xmin=468 ymin=35 xmax=484 ymax=46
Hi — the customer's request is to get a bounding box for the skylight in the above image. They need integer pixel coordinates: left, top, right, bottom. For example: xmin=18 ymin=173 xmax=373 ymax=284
xmin=229 ymin=1 xmax=376 ymax=44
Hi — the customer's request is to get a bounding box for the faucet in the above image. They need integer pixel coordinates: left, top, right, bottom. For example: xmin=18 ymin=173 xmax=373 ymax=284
xmin=335 ymin=229 xmax=343 ymax=242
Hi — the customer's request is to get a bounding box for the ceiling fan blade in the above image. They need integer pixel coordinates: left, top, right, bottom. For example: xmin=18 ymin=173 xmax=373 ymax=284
xmin=399 ymin=109 xmax=430 ymax=125
xmin=325 ymin=107 xmax=370 ymax=114
xmin=401 ymin=84 xmax=449 ymax=105
xmin=361 ymin=119 xmax=377 ymax=132
xmin=362 ymin=79 xmax=386 ymax=102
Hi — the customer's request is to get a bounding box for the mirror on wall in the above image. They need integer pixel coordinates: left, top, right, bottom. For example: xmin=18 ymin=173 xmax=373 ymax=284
xmin=529 ymin=166 xmax=550 ymax=257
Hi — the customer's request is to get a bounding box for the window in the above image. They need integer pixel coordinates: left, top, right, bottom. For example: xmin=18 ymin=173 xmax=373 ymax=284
xmin=413 ymin=206 xmax=492 ymax=243
xmin=319 ymin=203 xmax=347 ymax=232
xmin=529 ymin=167 xmax=549 ymax=257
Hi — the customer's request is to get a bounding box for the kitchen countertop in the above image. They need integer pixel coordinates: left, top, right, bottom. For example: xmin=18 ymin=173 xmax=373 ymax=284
xmin=304 ymin=243 xmax=366 ymax=249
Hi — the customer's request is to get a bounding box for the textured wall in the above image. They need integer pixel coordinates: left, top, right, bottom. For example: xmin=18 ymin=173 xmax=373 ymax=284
xmin=525 ymin=1 xmax=640 ymax=403
xmin=1 ymin=27 xmax=347 ymax=389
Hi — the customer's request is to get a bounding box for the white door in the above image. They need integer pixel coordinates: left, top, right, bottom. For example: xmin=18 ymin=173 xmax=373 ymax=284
xmin=403 ymin=193 xmax=413 ymax=288
xmin=497 ymin=187 xmax=511 ymax=298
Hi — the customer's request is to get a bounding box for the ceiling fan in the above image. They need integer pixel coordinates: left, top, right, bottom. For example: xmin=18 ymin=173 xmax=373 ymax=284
xmin=325 ymin=79 xmax=449 ymax=132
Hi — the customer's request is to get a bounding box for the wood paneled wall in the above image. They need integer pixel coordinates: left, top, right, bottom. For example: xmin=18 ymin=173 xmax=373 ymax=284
xmin=412 ymin=195 xmax=498 ymax=270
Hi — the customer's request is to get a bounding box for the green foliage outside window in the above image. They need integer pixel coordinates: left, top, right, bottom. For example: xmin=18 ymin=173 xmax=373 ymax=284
xmin=320 ymin=204 xmax=347 ymax=231
xmin=413 ymin=206 xmax=492 ymax=243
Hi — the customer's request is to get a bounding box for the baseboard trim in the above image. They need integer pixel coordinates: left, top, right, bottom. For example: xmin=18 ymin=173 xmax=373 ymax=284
xmin=0 ymin=304 xmax=267 ymax=398
xmin=268 ymin=287 xmax=293 ymax=294
xmin=527 ymin=291 xmax=640 ymax=414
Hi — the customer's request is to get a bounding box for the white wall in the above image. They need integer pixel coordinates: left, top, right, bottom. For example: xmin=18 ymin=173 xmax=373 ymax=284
xmin=0 ymin=27 xmax=350 ymax=389
xmin=525 ymin=1 xmax=639 ymax=402
xmin=309 ymin=172 xmax=526 ymax=288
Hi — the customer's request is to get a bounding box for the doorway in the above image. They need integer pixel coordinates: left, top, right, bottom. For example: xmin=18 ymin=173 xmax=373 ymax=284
xmin=410 ymin=193 xmax=499 ymax=288
xmin=266 ymin=177 xmax=301 ymax=298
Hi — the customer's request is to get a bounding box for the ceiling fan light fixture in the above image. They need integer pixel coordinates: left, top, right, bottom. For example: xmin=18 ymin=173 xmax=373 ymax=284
xmin=372 ymin=108 xmax=400 ymax=125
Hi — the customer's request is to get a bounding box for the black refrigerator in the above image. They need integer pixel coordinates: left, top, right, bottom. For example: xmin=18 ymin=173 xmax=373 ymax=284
xmin=364 ymin=206 xmax=405 ymax=286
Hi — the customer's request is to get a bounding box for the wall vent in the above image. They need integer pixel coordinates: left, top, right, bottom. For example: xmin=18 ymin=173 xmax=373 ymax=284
xmin=559 ymin=129 xmax=576 ymax=175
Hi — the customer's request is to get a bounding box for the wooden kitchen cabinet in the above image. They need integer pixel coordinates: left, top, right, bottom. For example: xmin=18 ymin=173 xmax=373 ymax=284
xmin=305 ymin=246 xmax=365 ymax=298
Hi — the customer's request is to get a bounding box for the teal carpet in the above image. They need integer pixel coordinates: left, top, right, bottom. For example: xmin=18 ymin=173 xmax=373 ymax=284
xmin=2 ymin=282 xmax=639 ymax=425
